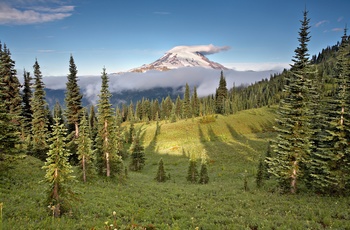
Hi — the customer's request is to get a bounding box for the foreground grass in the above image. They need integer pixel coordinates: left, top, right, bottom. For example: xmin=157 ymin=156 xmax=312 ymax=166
xmin=1 ymin=107 xmax=350 ymax=229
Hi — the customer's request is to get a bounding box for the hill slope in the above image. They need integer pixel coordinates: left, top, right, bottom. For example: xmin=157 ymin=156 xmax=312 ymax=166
xmin=1 ymin=107 xmax=349 ymax=229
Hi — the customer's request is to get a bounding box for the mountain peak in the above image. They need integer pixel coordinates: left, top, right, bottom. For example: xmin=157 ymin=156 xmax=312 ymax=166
xmin=129 ymin=44 xmax=230 ymax=73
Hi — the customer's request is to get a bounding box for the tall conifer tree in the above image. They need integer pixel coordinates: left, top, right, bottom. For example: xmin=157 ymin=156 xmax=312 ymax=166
xmin=42 ymin=117 xmax=74 ymax=216
xmin=267 ymin=10 xmax=313 ymax=193
xmin=96 ymin=68 xmax=122 ymax=177
xmin=215 ymin=71 xmax=228 ymax=114
xmin=183 ymin=83 xmax=192 ymax=119
xmin=30 ymin=60 xmax=49 ymax=159
xmin=65 ymin=55 xmax=83 ymax=138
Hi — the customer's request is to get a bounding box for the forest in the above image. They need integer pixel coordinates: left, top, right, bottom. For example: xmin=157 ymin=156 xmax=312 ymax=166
xmin=1 ymin=10 xmax=350 ymax=229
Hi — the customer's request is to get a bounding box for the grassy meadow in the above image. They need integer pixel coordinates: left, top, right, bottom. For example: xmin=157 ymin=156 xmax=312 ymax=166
xmin=1 ymin=106 xmax=350 ymax=229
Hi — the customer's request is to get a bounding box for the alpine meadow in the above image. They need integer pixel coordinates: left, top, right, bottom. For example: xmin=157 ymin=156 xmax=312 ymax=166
xmin=2 ymin=8 xmax=350 ymax=230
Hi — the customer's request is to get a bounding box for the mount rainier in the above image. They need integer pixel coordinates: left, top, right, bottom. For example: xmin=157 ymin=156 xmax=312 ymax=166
xmin=129 ymin=44 xmax=229 ymax=72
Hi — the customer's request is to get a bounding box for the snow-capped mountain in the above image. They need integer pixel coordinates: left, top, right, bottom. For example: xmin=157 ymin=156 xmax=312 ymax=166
xmin=129 ymin=45 xmax=229 ymax=72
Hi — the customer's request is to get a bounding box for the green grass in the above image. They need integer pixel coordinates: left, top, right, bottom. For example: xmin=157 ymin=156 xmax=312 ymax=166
xmin=1 ymin=106 xmax=350 ymax=229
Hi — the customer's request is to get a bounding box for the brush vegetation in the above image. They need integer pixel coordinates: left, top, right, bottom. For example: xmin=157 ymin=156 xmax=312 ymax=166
xmin=1 ymin=107 xmax=350 ymax=229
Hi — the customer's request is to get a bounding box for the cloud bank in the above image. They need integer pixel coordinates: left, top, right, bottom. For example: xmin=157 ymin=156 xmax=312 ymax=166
xmin=0 ymin=2 xmax=74 ymax=25
xmin=42 ymin=67 xmax=280 ymax=104
xmin=168 ymin=44 xmax=230 ymax=55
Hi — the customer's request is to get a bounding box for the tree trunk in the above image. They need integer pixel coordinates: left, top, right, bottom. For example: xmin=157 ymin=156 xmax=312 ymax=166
xmin=75 ymin=121 xmax=79 ymax=138
xmin=53 ymin=168 xmax=59 ymax=201
xmin=104 ymin=120 xmax=110 ymax=177
xmin=291 ymin=160 xmax=297 ymax=194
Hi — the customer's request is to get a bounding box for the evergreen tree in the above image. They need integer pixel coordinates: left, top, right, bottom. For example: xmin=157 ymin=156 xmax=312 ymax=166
xmin=21 ymin=70 xmax=33 ymax=139
xmin=76 ymin=110 xmax=94 ymax=182
xmin=53 ymin=101 xmax=65 ymax=124
xmin=267 ymin=10 xmax=313 ymax=193
xmin=199 ymin=156 xmax=209 ymax=184
xmin=215 ymin=71 xmax=228 ymax=114
xmin=0 ymin=76 xmax=20 ymax=156
xmin=0 ymin=44 xmax=22 ymax=150
xmin=186 ymin=154 xmax=199 ymax=183
xmin=183 ymin=83 xmax=192 ymax=119
xmin=65 ymin=55 xmax=83 ymax=138
xmin=192 ymin=86 xmax=200 ymax=117
xmin=155 ymin=158 xmax=167 ymax=182
xmin=42 ymin=117 xmax=74 ymax=217
xmin=129 ymin=131 xmax=145 ymax=171
xmin=30 ymin=60 xmax=49 ymax=160
xmin=88 ymin=105 xmax=98 ymax=141
xmin=96 ymin=68 xmax=123 ymax=177
xmin=309 ymin=29 xmax=350 ymax=194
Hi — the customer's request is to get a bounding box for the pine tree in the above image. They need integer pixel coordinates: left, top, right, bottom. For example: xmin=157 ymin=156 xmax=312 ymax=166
xmin=129 ymin=131 xmax=145 ymax=171
xmin=309 ymin=29 xmax=350 ymax=194
xmin=0 ymin=44 xmax=22 ymax=151
xmin=0 ymin=77 xmax=20 ymax=156
xmin=199 ymin=156 xmax=209 ymax=184
xmin=53 ymin=101 xmax=65 ymax=124
xmin=30 ymin=60 xmax=49 ymax=160
xmin=192 ymin=86 xmax=200 ymax=117
xmin=183 ymin=83 xmax=192 ymax=119
xmin=155 ymin=158 xmax=167 ymax=182
xmin=65 ymin=55 xmax=83 ymax=138
xmin=186 ymin=154 xmax=199 ymax=183
xmin=76 ymin=110 xmax=94 ymax=182
xmin=21 ymin=70 xmax=33 ymax=139
xmin=96 ymin=68 xmax=122 ymax=177
xmin=215 ymin=71 xmax=228 ymax=114
xmin=267 ymin=10 xmax=313 ymax=193
xmin=42 ymin=117 xmax=74 ymax=217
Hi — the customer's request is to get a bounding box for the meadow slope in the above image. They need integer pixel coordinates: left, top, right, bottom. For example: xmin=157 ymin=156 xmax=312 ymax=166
xmin=1 ymin=107 xmax=350 ymax=229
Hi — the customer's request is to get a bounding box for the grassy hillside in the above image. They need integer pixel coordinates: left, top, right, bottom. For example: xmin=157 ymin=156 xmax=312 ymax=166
xmin=1 ymin=106 xmax=350 ymax=229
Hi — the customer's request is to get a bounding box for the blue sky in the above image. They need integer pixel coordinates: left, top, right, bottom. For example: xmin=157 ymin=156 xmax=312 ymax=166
xmin=1 ymin=0 xmax=349 ymax=76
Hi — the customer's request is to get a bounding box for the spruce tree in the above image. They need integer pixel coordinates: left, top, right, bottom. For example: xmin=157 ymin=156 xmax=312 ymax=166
xmin=183 ymin=83 xmax=192 ymax=119
xmin=129 ymin=131 xmax=145 ymax=171
xmin=96 ymin=68 xmax=123 ymax=177
xmin=186 ymin=154 xmax=199 ymax=183
xmin=76 ymin=110 xmax=94 ymax=182
xmin=215 ymin=71 xmax=228 ymax=114
xmin=30 ymin=60 xmax=49 ymax=160
xmin=267 ymin=10 xmax=313 ymax=193
xmin=65 ymin=55 xmax=83 ymax=138
xmin=309 ymin=29 xmax=350 ymax=194
xmin=42 ymin=117 xmax=74 ymax=217
xmin=0 ymin=44 xmax=22 ymax=150
xmin=155 ymin=158 xmax=167 ymax=182
xmin=192 ymin=86 xmax=200 ymax=117
xmin=21 ymin=70 xmax=33 ymax=138
xmin=199 ymin=156 xmax=209 ymax=184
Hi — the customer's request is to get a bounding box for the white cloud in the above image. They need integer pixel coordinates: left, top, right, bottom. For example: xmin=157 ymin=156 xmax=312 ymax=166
xmin=0 ymin=2 xmax=74 ymax=25
xmin=223 ymin=62 xmax=290 ymax=72
xmin=315 ymin=20 xmax=329 ymax=28
xmin=41 ymin=67 xmax=281 ymax=104
xmin=168 ymin=44 xmax=230 ymax=55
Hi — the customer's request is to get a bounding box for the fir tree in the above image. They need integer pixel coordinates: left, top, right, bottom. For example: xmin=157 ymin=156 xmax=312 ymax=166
xmin=96 ymin=68 xmax=123 ymax=177
xmin=215 ymin=71 xmax=228 ymax=114
xmin=199 ymin=156 xmax=209 ymax=184
xmin=155 ymin=158 xmax=167 ymax=182
xmin=186 ymin=154 xmax=199 ymax=183
xmin=21 ymin=70 xmax=33 ymax=139
xmin=129 ymin=131 xmax=145 ymax=171
xmin=183 ymin=83 xmax=192 ymax=119
xmin=192 ymin=86 xmax=200 ymax=117
xmin=42 ymin=117 xmax=74 ymax=217
xmin=65 ymin=55 xmax=83 ymax=138
xmin=30 ymin=60 xmax=49 ymax=160
xmin=267 ymin=10 xmax=313 ymax=193
xmin=309 ymin=29 xmax=350 ymax=194
xmin=0 ymin=44 xmax=22 ymax=150
xmin=76 ymin=110 xmax=94 ymax=182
